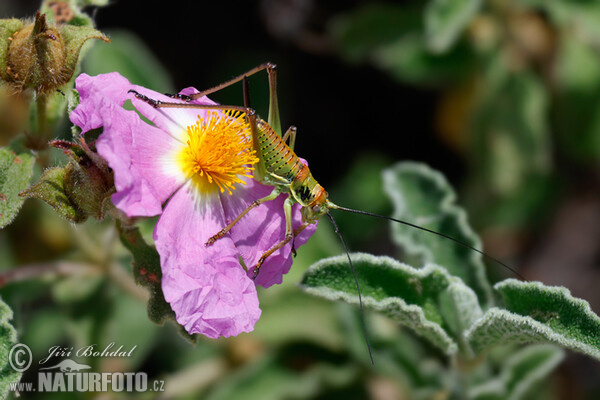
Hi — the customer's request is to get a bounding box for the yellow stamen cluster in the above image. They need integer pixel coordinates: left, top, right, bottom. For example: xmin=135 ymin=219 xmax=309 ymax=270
xmin=178 ymin=111 xmax=258 ymax=195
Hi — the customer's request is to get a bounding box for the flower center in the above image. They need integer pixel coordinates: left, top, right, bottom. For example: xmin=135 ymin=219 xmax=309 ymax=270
xmin=178 ymin=111 xmax=258 ymax=195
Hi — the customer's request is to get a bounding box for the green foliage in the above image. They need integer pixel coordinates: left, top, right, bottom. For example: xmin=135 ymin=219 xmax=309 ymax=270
xmin=329 ymin=3 xmax=421 ymax=63
xmin=382 ymin=161 xmax=492 ymax=305
xmin=554 ymin=33 xmax=600 ymax=161
xmin=468 ymin=58 xmax=553 ymax=228
xmin=0 ymin=147 xmax=34 ymax=228
xmin=0 ymin=296 xmax=21 ymax=400
xmin=19 ymin=166 xmax=87 ymax=223
xmin=302 ymin=253 xmax=481 ymax=355
xmin=302 ymin=160 xmax=600 ymax=396
xmin=206 ymin=354 xmax=359 ymax=400
xmin=331 ymin=3 xmax=474 ymax=85
xmin=329 ymin=0 xmax=600 ymax=240
xmin=467 ymin=280 xmax=600 ymax=361
xmin=425 ymin=0 xmax=482 ymax=53
xmin=469 ymin=345 xmax=565 ymax=400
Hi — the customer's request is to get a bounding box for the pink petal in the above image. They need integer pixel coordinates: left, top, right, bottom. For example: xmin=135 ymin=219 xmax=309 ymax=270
xmin=155 ymin=185 xmax=261 ymax=338
xmin=71 ymin=73 xmax=188 ymax=217
xmin=70 ymin=72 xmax=131 ymax=132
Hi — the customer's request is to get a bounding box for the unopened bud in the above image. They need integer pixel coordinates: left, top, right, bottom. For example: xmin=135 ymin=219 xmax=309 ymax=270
xmin=63 ymin=149 xmax=113 ymax=220
xmin=0 ymin=12 xmax=108 ymax=93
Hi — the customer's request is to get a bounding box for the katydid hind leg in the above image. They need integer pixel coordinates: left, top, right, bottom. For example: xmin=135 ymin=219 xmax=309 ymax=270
xmin=174 ymin=62 xmax=281 ymax=136
xmin=129 ymin=90 xmax=251 ymax=113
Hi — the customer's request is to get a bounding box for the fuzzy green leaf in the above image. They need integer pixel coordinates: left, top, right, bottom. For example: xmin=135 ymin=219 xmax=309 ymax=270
xmin=117 ymin=223 xmax=196 ymax=343
xmin=424 ymin=0 xmax=482 ymax=53
xmin=300 ymin=253 xmax=488 ymax=355
xmin=466 ymin=279 xmax=600 ymax=361
xmin=469 ymin=345 xmax=564 ymax=400
xmin=19 ymin=166 xmax=87 ymax=223
xmin=0 ymin=147 xmax=35 ymax=228
xmin=0 ymin=296 xmax=22 ymax=399
xmin=382 ymin=161 xmax=493 ymax=306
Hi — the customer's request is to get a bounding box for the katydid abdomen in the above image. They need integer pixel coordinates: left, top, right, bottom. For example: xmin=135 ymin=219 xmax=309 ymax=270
xmin=255 ymin=119 xmax=328 ymax=211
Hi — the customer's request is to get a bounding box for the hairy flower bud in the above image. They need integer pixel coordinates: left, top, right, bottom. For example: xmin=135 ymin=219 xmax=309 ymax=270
xmin=0 ymin=12 xmax=108 ymax=93
xmin=63 ymin=155 xmax=113 ymax=219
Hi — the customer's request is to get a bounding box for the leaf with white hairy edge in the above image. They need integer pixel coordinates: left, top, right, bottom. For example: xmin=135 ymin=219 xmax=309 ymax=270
xmin=300 ymin=253 xmax=483 ymax=355
xmin=382 ymin=161 xmax=493 ymax=306
xmin=469 ymin=345 xmax=564 ymax=400
xmin=466 ymin=279 xmax=600 ymax=361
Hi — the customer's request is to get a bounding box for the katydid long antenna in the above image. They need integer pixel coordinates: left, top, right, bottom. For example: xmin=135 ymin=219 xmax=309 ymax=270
xmin=328 ymin=203 xmax=527 ymax=281
xmin=326 ymin=211 xmax=375 ymax=366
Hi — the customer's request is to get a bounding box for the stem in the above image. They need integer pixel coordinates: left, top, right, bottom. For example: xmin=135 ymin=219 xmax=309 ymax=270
xmin=0 ymin=262 xmax=98 ymax=287
xmin=35 ymin=92 xmax=48 ymax=137
xmin=27 ymin=91 xmax=50 ymax=151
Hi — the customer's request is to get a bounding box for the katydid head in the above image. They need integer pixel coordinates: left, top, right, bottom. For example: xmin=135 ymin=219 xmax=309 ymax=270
xmin=300 ymin=188 xmax=332 ymax=222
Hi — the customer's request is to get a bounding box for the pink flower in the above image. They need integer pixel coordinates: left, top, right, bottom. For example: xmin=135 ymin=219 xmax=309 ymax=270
xmin=70 ymin=72 xmax=317 ymax=338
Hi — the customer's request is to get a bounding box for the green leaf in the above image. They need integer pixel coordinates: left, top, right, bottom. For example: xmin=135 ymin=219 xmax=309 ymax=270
xmin=424 ymin=0 xmax=482 ymax=53
xmin=329 ymin=3 xmax=474 ymax=85
xmin=373 ymin=33 xmax=474 ymax=85
xmin=0 ymin=296 xmax=22 ymax=399
xmin=544 ymin=1 xmax=600 ymax=47
xmin=469 ymin=345 xmax=564 ymax=400
xmin=382 ymin=161 xmax=493 ymax=306
xmin=117 ymin=223 xmax=196 ymax=343
xmin=19 ymin=166 xmax=87 ymax=223
xmin=0 ymin=147 xmax=35 ymax=228
xmin=466 ymin=60 xmax=553 ymax=228
xmin=330 ymin=4 xmax=423 ymax=62
xmin=82 ymin=29 xmax=174 ymax=93
xmin=300 ymin=253 xmax=484 ymax=355
xmin=466 ymin=279 xmax=600 ymax=361
xmin=554 ymin=33 xmax=600 ymax=161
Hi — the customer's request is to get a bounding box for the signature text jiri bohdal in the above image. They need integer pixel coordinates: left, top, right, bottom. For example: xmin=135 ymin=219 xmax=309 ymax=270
xmin=40 ymin=343 xmax=137 ymax=364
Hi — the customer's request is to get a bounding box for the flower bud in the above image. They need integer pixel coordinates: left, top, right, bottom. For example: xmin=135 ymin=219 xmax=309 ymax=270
xmin=0 ymin=12 xmax=108 ymax=93
xmin=63 ymin=156 xmax=112 ymax=219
